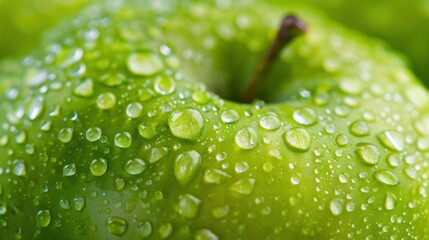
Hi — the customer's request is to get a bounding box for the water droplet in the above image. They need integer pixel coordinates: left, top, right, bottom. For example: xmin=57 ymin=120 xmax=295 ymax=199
xmin=159 ymin=223 xmax=173 ymax=239
xmin=148 ymin=147 xmax=169 ymax=164
xmin=126 ymin=102 xmax=143 ymax=118
xmin=356 ymin=144 xmax=380 ymax=165
xmin=192 ymin=91 xmax=210 ymax=104
xmin=59 ymin=48 xmax=84 ymax=67
xmin=334 ymin=105 xmax=349 ymax=117
xmin=235 ymin=162 xmax=249 ymax=173
xmin=229 ymin=178 xmax=255 ymax=195
xmin=97 ymin=92 xmax=116 ymax=110
xmin=340 ymin=79 xmax=363 ymax=95
xmin=74 ymin=78 xmax=94 ymax=97
xmin=27 ymin=97 xmax=44 ymax=120
xmin=74 ymin=197 xmax=86 ymax=211
xmin=154 ymin=75 xmax=175 ymax=95
xmin=25 ymin=68 xmax=48 ymax=86
xmin=234 ymin=127 xmax=258 ymax=150
xmin=293 ymin=108 xmax=317 ymax=125
xmin=259 ymin=115 xmax=280 ymax=130
xmin=90 ymin=158 xmax=108 ymax=176
xmin=204 ymin=169 xmax=230 ymax=184
xmin=290 ymin=173 xmax=301 ymax=185
xmin=63 ymin=164 xmax=76 ymax=177
xmin=329 ymin=198 xmax=344 ymax=216
xmin=86 ymin=127 xmax=102 ymax=142
xmin=168 ymin=108 xmax=204 ymax=141
xmin=385 ymin=192 xmax=397 ymax=210
xmin=262 ymin=162 xmax=274 ymax=173
xmin=137 ymin=221 xmax=152 ymax=239
xmin=58 ymin=128 xmax=73 ymax=143
xmin=195 ymin=229 xmax=219 ymax=240
xmin=387 ymin=153 xmax=402 ymax=167
xmin=125 ymin=158 xmax=147 ymax=175
xmin=178 ymin=194 xmax=201 ymax=218
xmin=36 ymin=210 xmax=51 ymax=227
xmin=115 ymin=178 xmax=125 ymax=191
xmin=349 ymin=120 xmax=370 ymax=137
xmin=106 ymin=216 xmax=128 ymax=236
xmin=12 ymin=159 xmax=26 ymax=176
xmin=138 ymin=123 xmax=158 ymax=139
xmin=404 ymin=167 xmax=417 ymax=180
xmin=373 ymin=170 xmax=399 ymax=186
xmin=221 ymin=110 xmax=239 ymax=123
xmin=174 ymin=150 xmax=201 ymax=186
xmin=336 ymin=134 xmax=349 ymax=147
xmin=100 ymin=73 xmax=126 ymax=87
xmin=377 ymin=131 xmax=404 ymax=151
xmin=338 ymin=173 xmax=348 ymax=183
xmin=127 ymin=52 xmax=164 ymax=76
xmin=283 ymin=128 xmax=311 ymax=152
xmin=114 ymin=132 xmax=132 ymax=148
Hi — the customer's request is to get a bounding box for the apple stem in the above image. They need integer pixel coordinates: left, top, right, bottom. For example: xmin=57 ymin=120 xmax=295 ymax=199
xmin=242 ymin=15 xmax=307 ymax=103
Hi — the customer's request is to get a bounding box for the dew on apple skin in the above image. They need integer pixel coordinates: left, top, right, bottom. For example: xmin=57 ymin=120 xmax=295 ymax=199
xmin=125 ymin=158 xmax=146 ymax=175
xmin=148 ymin=147 xmax=169 ymax=163
xmin=15 ymin=131 xmax=27 ymax=144
xmin=154 ymin=75 xmax=176 ymax=95
xmin=385 ymin=193 xmax=398 ymax=211
xmin=259 ymin=115 xmax=280 ymax=130
xmin=386 ymin=153 xmax=402 ymax=167
xmin=283 ymin=128 xmax=311 ymax=152
xmin=178 ymin=194 xmax=201 ymax=218
xmin=334 ymin=105 xmax=350 ymax=117
xmin=373 ymin=169 xmax=399 ymax=186
xmin=168 ymin=108 xmax=204 ymax=141
xmin=73 ymin=78 xmax=94 ymax=97
xmin=58 ymin=128 xmax=73 ymax=143
xmin=174 ymin=150 xmax=201 ymax=186
xmin=336 ymin=134 xmax=349 ymax=147
xmin=221 ymin=109 xmax=239 ymax=123
xmin=36 ymin=209 xmax=51 ymax=228
xmin=74 ymin=197 xmax=86 ymax=211
xmin=59 ymin=48 xmax=84 ymax=68
xmin=25 ymin=68 xmax=48 ymax=87
xmin=12 ymin=159 xmax=26 ymax=176
xmin=356 ymin=144 xmax=380 ymax=165
xmin=290 ymin=173 xmax=301 ymax=185
xmin=59 ymin=199 xmax=71 ymax=210
xmin=293 ymin=108 xmax=318 ymax=125
xmin=137 ymin=221 xmax=152 ymax=239
xmin=99 ymin=73 xmax=126 ymax=87
xmin=234 ymin=127 xmax=258 ymax=150
xmin=0 ymin=135 xmax=9 ymax=146
xmin=127 ymin=52 xmax=164 ymax=76
xmin=138 ymin=123 xmax=158 ymax=139
xmin=114 ymin=132 xmax=132 ymax=148
xmin=0 ymin=204 xmax=7 ymax=215
xmin=90 ymin=158 xmax=108 ymax=176
xmin=96 ymin=92 xmax=116 ymax=110
xmin=204 ymin=168 xmax=230 ymax=184
xmin=195 ymin=229 xmax=219 ymax=240
xmin=377 ymin=131 xmax=404 ymax=151
xmin=27 ymin=97 xmax=44 ymax=120
xmin=349 ymin=120 xmax=370 ymax=137
xmin=211 ymin=205 xmax=230 ymax=218
xmin=63 ymin=164 xmax=76 ymax=177
xmin=159 ymin=223 xmax=173 ymax=239
xmin=86 ymin=127 xmax=102 ymax=142
xmin=115 ymin=178 xmax=125 ymax=191
xmin=126 ymin=102 xmax=143 ymax=119
xmin=106 ymin=216 xmax=128 ymax=236
xmin=229 ymin=178 xmax=255 ymax=195
xmin=235 ymin=161 xmax=249 ymax=173
xmin=329 ymin=198 xmax=344 ymax=216
xmin=192 ymin=91 xmax=210 ymax=104
xmin=404 ymin=167 xmax=417 ymax=180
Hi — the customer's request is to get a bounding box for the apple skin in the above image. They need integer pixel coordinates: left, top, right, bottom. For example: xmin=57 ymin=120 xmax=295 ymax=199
xmin=1 ymin=0 xmax=429 ymax=239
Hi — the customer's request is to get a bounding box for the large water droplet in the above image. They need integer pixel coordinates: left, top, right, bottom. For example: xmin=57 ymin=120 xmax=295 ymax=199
xmin=25 ymin=68 xmax=48 ymax=86
xmin=74 ymin=78 xmax=94 ymax=97
xmin=329 ymin=198 xmax=344 ymax=216
xmin=27 ymin=97 xmax=44 ymax=120
xmin=106 ymin=216 xmax=128 ymax=236
xmin=259 ymin=115 xmax=280 ymax=130
xmin=283 ymin=128 xmax=311 ymax=152
xmin=373 ymin=169 xmax=399 ymax=186
xmin=234 ymin=127 xmax=258 ymax=150
xmin=229 ymin=178 xmax=255 ymax=195
xmin=221 ymin=110 xmax=239 ymax=123
xmin=63 ymin=164 xmax=76 ymax=177
xmin=349 ymin=120 xmax=369 ymax=137
xmin=178 ymin=194 xmax=201 ymax=218
xmin=58 ymin=128 xmax=73 ymax=143
xmin=377 ymin=131 xmax=404 ymax=151
xmin=137 ymin=221 xmax=152 ymax=239
xmin=97 ymin=92 xmax=116 ymax=110
xmin=154 ymin=75 xmax=175 ymax=95
xmin=174 ymin=150 xmax=201 ymax=186
xmin=168 ymin=108 xmax=204 ymax=141
xmin=36 ymin=209 xmax=51 ymax=227
xmin=126 ymin=102 xmax=143 ymax=119
xmin=114 ymin=132 xmax=132 ymax=148
xmin=159 ymin=223 xmax=173 ymax=239
xmin=293 ymin=108 xmax=318 ymax=125
xmin=86 ymin=127 xmax=102 ymax=142
xmin=356 ymin=144 xmax=380 ymax=165
xmin=12 ymin=159 xmax=26 ymax=176
xmin=385 ymin=192 xmax=397 ymax=210
xmin=90 ymin=158 xmax=108 ymax=176
xmin=138 ymin=123 xmax=158 ymax=140
xmin=127 ymin=52 xmax=164 ymax=76
xmin=125 ymin=158 xmax=147 ymax=175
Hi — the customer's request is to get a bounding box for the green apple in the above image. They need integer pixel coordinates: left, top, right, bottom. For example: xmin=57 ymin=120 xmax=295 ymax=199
xmin=1 ymin=0 xmax=429 ymax=239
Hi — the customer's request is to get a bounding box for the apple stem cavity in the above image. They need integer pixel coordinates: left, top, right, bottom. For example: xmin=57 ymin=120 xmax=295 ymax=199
xmin=242 ymin=15 xmax=307 ymax=103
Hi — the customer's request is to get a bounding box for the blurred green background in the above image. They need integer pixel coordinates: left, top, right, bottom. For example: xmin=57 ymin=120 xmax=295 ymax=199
xmin=1 ymin=0 xmax=429 ymax=84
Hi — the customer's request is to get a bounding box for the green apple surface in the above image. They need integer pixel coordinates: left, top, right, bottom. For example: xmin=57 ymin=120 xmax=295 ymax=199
xmin=1 ymin=0 xmax=429 ymax=239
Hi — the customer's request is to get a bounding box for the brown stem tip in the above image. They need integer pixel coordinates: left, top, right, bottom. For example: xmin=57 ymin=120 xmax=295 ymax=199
xmin=242 ymin=15 xmax=307 ymax=103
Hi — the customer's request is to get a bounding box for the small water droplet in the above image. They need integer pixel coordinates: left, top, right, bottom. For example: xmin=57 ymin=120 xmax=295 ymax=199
xmin=90 ymin=158 xmax=108 ymax=176
xmin=349 ymin=120 xmax=370 ymax=137
xmin=334 ymin=105 xmax=349 ymax=117
xmin=168 ymin=108 xmax=204 ymax=141
xmin=262 ymin=162 xmax=273 ymax=173
xmin=154 ymin=75 xmax=175 ymax=95
xmin=178 ymin=194 xmax=201 ymax=218
xmin=127 ymin=52 xmax=164 ymax=76
xmin=148 ymin=147 xmax=169 ymax=164
xmin=385 ymin=192 xmax=397 ymax=210
xmin=293 ymin=108 xmax=317 ymax=125
xmin=159 ymin=223 xmax=173 ymax=239
xmin=137 ymin=221 xmax=152 ymax=239
xmin=106 ymin=216 xmax=128 ymax=236
xmin=125 ymin=158 xmax=147 ymax=175
xmin=138 ymin=123 xmax=158 ymax=139
xmin=336 ymin=134 xmax=349 ymax=147
xmin=12 ymin=159 xmax=26 ymax=176
xmin=36 ymin=210 xmax=51 ymax=227
xmin=60 ymin=199 xmax=71 ymax=209
xmin=174 ymin=150 xmax=201 ymax=186
xmin=74 ymin=78 xmax=94 ymax=97
xmin=340 ymin=79 xmax=363 ymax=95
xmin=63 ymin=164 xmax=76 ymax=177
xmin=234 ymin=127 xmax=258 ymax=150
xmin=192 ymin=91 xmax=210 ymax=104
xmin=229 ymin=178 xmax=255 ymax=195
xmin=74 ymin=197 xmax=86 ymax=211
xmin=221 ymin=109 xmax=239 ymax=123
xmin=404 ymin=167 xmax=417 ymax=180
xmin=25 ymin=68 xmax=48 ymax=86
xmin=114 ymin=132 xmax=132 ymax=148
xmin=97 ymin=92 xmax=116 ymax=110
xmin=290 ymin=173 xmax=301 ymax=185
xmin=373 ymin=169 xmax=399 ymax=186
xmin=356 ymin=144 xmax=380 ymax=165
xmin=86 ymin=127 xmax=102 ymax=142
xmin=235 ymin=162 xmax=249 ymax=173
xmin=211 ymin=205 xmax=230 ymax=218
xmin=58 ymin=128 xmax=73 ymax=143
xmin=204 ymin=169 xmax=230 ymax=184
xmin=259 ymin=115 xmax=280 ymax=130
xmin=329 ymin=198 xmax=344 ymax=216
xmin=387 ymin=153 xmax=402 ymax=167
xmin=195 ymin=229 xmax=219 ymax=240
xmin=283 ymin=128 xmax=311 ymax=152
xmin=377 ymin=131 xmax=404 ymax=151
xmin=126 ymin=102 xmax=143 ymax=118
xmin=27 ymin=97 xmax=44 ymax=120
